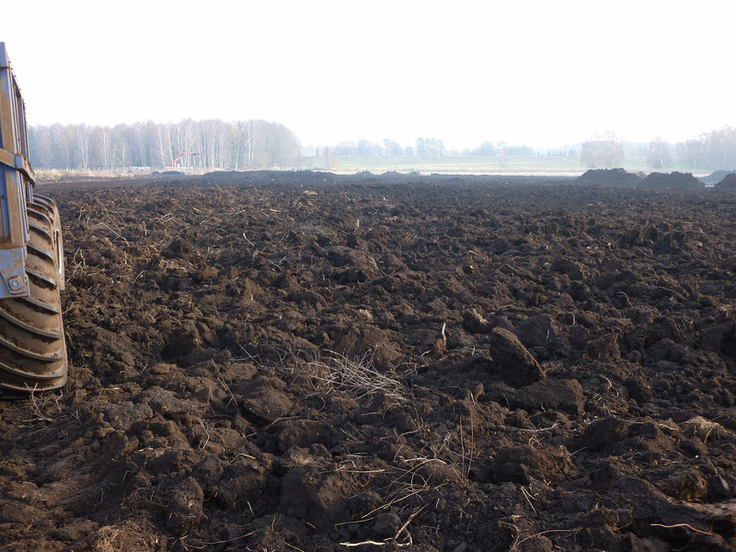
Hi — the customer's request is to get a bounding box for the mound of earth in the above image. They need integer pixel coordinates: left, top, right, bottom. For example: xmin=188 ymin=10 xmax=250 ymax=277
xmin=714 ymin=173 xmax=736 ymax=189
xmin=700 ymin=170 xmax=736 ymax=186
xmin=642 ymin=171 xmax=705 ymax=189
xmin=1 ymin=172 xmax=734 ymax=552
xmin=577 ymin=168 xmax=642 ymax=187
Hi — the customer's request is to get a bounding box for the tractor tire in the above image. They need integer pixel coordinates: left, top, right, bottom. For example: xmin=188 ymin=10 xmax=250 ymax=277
xmin=0 ymin=195 xmax=67 ymax=396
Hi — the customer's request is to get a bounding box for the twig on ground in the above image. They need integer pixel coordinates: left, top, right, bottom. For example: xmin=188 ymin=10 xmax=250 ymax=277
xmin=510 ymin=528 xmax=576 ymax=550
xmin=340 ymin=505 xmax=427 ymax=549
xmin=651 ymin=523 xmax=713 ymax=536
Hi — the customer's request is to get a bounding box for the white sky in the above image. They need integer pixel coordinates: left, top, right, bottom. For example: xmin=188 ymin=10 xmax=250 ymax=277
xmin=2 ymin=0 xmax=735 ymax=150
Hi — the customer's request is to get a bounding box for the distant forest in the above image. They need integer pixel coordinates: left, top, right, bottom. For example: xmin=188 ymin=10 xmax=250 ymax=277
xmin=675 ymin=126 xmax=736 ymax=170
xmin=28 ymin=119 xmax=736 ymax=172
xmin=29 ymin=119 xmax=301 ymax=171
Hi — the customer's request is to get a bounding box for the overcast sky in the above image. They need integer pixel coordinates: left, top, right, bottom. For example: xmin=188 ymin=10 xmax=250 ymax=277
xmin=3 ymin=0 xmax=734 ymax=150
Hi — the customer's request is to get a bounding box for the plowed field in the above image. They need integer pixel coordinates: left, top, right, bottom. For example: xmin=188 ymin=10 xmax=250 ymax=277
xmin=2 ymin=171 xmax=736 ymax=551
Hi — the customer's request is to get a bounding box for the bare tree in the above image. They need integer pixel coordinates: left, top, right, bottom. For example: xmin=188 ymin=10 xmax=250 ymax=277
xmin=416 ymin=137 xmax=445 ymax=157
xmin=113 ymin=124 xmax=130 ymax=169
xmin=240 ymin=120 xmax=257 ymax=169
xmin=676 ymin=127 xmax=736 ymax=170
xmin=703 ymin=126 xmax=736 ymax=169
xmin=323 ymin=146 xmax=338 ymax=169
xmin=580 ymin=132 xmax=624 ymax=168
xmin=74 ymin=125 xmax=91 ymax=170
xmin=647 ymin=138 xmax=672 ymax=169
xmin=156 ymin=124 xmax=174 ymax=168
xmin=28 ymin=118 xmax=302 ymax=171
xmin=28 ymin=126 xmax=52 ymax=168
xmin=93 ymin=126 xmax=114 ymax=170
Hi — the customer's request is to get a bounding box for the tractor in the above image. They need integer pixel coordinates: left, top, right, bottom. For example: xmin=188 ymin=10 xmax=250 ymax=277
xmin=0 ymin=42 xmax=67 ymax=396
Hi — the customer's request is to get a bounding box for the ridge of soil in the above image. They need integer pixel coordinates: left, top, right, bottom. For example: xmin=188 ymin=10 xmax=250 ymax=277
xmin=701 ymin=170 xmax=736 ymax=187
xmin=715 ymin=174 xmax=736 ymax=189
xmin=2 ymin=172 xmax=736 ymax=551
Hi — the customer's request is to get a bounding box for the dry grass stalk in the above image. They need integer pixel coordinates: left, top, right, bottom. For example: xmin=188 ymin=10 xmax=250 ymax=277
xmin=305 ymin=351 xmax=408 ymax=401
xmin=460 ymin=414 xmax=475 ymax=478
xmin=682 ymin=416 xmax=730 ymax=443
xmin=340 ymin=505 xmax=427 ymax=549
xmin=650 ymin=522 xmax=713 ymax=536
xmin=23 ymin=387 xmax=62 ymax=424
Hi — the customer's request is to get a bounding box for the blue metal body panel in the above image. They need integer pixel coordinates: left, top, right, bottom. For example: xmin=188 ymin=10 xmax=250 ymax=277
xmin=0 ymin=43 xmax=32 ymax=299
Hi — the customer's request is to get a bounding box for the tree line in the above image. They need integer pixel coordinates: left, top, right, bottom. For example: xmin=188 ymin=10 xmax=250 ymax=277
xmin=580 ymin=126 xmax=736 ymax=170
xmin=676 ymin=126 xmax=736 ymax=171
xmin=331 ymin=138 xmax=538 ymax=158
xmin=29 ymin=119 xmax=301 ymax=171
xmin=334 ymin=129 xmax=736 ymax=171
xmin=331 ymin=137 xmax=449 ymax=158
xmin=30 ymin=119 xmax=736 ymax=172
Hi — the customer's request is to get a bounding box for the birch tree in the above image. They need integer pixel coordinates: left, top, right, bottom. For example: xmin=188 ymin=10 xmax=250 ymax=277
xmin=75 ymin=125 xmax=91 ymax=170
xmin=647 ymin=138 xmax=672 ymax=169
xmin=93 ymin=126 xmax=114 ymax=170
xmin=28 ymin=118 xmax=302 ymax=171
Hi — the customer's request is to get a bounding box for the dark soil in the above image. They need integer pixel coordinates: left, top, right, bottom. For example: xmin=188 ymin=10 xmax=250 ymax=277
xmin=700 ymin=171 xmax=736 ymax=187
xmin=2 ymin=171 xmax=736 ymax=551
xmin=715 ymin=174 xmax=736 ymax=190
xmin=642 ymin=172 xmax=705 ymax=190
xmin=577 ymin=168 xmax=643 ymax=187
